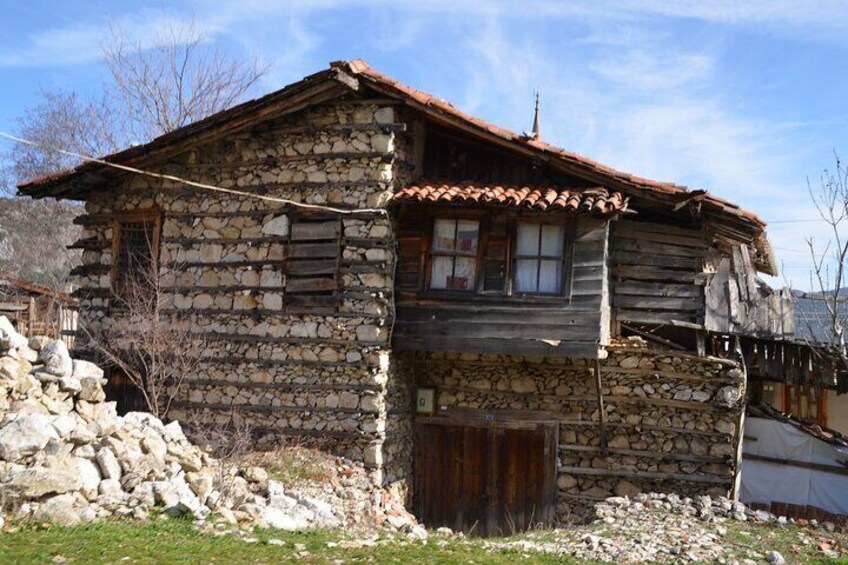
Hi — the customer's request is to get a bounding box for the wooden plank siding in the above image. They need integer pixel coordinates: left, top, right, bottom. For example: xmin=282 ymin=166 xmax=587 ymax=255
xmin=393 ymin=214 xmax=609 ymax=358
xmin=414 ymin=418 xmax=558 ymax=536
xmin=611 ymin=219 xmax=706 ymax=327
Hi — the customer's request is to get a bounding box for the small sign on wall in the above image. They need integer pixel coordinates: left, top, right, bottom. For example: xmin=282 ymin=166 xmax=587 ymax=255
xmin=416 ymin=387 xmax=436 ymax=415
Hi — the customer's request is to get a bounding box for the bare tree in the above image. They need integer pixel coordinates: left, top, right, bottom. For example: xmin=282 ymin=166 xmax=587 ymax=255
xmin=82 ymin=259 xmax=208 ymax=419
xmin=1 ymin=14 xmax=266 ymax=287
xmin=103 ymin=19 xmax=265 ymax=142
xmin=802 ymin=154 xmax=848 ymax=353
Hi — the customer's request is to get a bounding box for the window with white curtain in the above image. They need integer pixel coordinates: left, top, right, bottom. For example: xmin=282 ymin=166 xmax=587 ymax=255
xmin=514 ymin=223 xmax=565 ymax=293
xmin=429 ymin=218 xmax=480 ymax=290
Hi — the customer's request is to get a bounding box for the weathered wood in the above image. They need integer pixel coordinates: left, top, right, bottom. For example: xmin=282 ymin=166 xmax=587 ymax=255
xmin=615 ymin=237 xmax=706 ymax=258
xmin=165 ymin=151 xmax=391 ymax=170
xmin=615 ymin=280 xmax=701 ymax=298
xmin=615 ymin=308 xmax=701 ymax=325
xmin=620 ymin=323 xmax=686 ymax=350
xmin=558 ymin=445 xmax=727 ymax=464
xmin=290 ymin=221 xmax=341 ymax=241
xmin=415 ymin=420 xmax=557 ymax=536
xmin=594 ymin=358 xmax=608 ymax=451
xmin=182 ymin=379 xmax=381 ymax=392
xmin=395 ymin=320 xmax=599 ymax=341
xmin=600 ymin=365 xmax=742 ymax=384
xmin=611 ymin=251 xmax=701 ymax=269
xmin=286 ymin=259 xmax=337 ymax=276
xmin=557 ymin=466 xmax=730 ymax=484
xmin=559 ymin=419 xmax=738 ymax=438
xmin=395 ymin=305 xmax=598 ymax=326
xmin=392 ymin=334 xmax=601 ymax=358
xmin=285 ymin=276 xmax=338 ymax=293
xmin=742 ymin=453 xmax=848 ymax=478
xmin=613 ymin=266 xmax=703 ymax=283
xmin=614 ymin=294 xmax=702 ymax=311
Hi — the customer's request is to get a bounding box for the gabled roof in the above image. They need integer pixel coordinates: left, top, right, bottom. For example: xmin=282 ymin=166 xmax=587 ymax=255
xmin=394 ymin=182 xmax=628 ymax=216
xmin=17 ymin=59 xmax=766 ymax=237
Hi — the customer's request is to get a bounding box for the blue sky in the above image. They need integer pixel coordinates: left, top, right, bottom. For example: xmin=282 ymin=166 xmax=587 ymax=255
xmin=2 ymin=1 xmax=848 ymax=288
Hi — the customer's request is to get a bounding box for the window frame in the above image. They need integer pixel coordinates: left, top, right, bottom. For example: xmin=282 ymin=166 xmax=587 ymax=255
xmin=110 ymin=208 xmax=163 ymax=298
xmin=425 ymin=214 xmax=484 ymax=293
xmin=510 ymin=219 xmax=570 ymax=297
xmin=420 ymin=208 xmax=574 ymax=301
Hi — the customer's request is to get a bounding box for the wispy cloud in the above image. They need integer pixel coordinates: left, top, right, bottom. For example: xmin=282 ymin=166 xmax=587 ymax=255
xmin=2 ymin=0 xmax=845 ymax=289
xmin=0 ymin=9 xmax=209 ymax=68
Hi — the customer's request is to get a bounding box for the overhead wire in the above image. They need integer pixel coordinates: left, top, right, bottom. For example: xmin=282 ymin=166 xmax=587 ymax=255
xmin=0 ymin=131 xmax=389 ymax=217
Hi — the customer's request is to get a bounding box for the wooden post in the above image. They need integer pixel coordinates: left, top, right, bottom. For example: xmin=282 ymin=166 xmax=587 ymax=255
xmin=731 ymin=335 xmax=747 ymax=501
xmin=27 ymin=297 xmax=36 ymax=338
xmin=594 ymin=358 xmax=608 ymax=454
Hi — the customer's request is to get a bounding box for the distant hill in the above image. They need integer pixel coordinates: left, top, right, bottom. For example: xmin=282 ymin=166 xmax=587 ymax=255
xmin=792 ymin=289 xmax=848 ymax=343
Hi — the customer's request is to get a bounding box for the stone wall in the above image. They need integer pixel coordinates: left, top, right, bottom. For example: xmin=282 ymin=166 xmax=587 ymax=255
xmin=71 ymin=99 xmax=409 ymax=491
xmin=402 ymin=338 xmax=745 ymax=522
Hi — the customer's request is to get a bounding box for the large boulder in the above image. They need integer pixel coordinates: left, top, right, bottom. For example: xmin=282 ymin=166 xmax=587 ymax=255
xmin=32 ymin=493 xmax=96 ymax=526
xmin=76 ymin=400 xmax=119 ymax=436
xmin=38 ymin=340 xmax=73 ymax=378
xmin=0 ymin=413 xmax=58 ymax=461
xmin=96 ymin=447 xmax=123 ymax=480
xmin=7 ymin=464 xmax=83 ymax=497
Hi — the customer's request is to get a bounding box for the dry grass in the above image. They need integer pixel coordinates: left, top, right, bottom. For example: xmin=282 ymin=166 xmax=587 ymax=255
xmin=233 ymin=446 xmax=336 ymax=486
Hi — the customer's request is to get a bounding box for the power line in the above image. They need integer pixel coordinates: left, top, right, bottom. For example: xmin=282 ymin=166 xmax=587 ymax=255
xmin=0 ymin=132 xmax=389 ymax=217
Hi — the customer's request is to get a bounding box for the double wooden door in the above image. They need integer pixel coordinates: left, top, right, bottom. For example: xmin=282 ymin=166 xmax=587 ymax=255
xmin=413 ymin=418 xmax=558 ymax=536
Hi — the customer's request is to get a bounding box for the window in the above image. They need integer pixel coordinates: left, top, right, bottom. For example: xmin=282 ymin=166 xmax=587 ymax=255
xmin=413 ymin=215 xmax=572 ymax=298
xmin=429 ymin=218 xmax=479 ymax=291
xmin=514 ymin=223 xmax=565 ymax=294
xmin=111 ymin=211 xmax=161 ymax=299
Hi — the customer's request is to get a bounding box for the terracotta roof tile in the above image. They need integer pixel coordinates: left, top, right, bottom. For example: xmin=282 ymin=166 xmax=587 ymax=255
xmin=392 ymin=182 xmax=628 ymax=216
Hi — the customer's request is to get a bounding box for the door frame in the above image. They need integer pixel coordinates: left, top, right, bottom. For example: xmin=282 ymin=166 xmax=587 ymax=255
xmin=413 ymin=409 xmax=559 ymax=535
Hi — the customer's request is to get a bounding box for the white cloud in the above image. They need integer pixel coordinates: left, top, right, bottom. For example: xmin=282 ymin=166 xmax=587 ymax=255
xmin=0 ymin=10 xmax=208 ymax=68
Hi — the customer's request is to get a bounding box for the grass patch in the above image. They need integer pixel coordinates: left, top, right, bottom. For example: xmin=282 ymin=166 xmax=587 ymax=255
xmin=0 ymin=520 xmax=571 ymax=564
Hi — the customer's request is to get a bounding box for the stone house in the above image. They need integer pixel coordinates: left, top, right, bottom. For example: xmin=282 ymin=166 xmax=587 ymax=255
xmin=19 ymin=60 xmax=795 ymax=534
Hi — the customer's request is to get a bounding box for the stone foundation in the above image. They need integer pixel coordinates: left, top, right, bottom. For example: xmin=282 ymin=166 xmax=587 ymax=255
xmin=401 ymin=340 xmax=745 ymax=522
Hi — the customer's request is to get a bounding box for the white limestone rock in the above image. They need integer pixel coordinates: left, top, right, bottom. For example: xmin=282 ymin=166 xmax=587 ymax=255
xmin=261 ymin=215 xmax=290 ymax=237
xmin=38 ymin=340 xmax=73 ymax=378
xmin=0 ymin=316 xmax=27 ymax=351
xmin=0 ymin=413 xmax=58 ymax=461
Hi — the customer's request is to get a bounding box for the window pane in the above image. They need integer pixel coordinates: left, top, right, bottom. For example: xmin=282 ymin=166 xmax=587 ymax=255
xmin=432 ymin=219 xmax=457 ymax=252
xmin=516 ymin=223 xmax=540 ymax=255
xmin=515 ymin=259 xmax=538 ymax=292
xmin=430 ymin=256 xmax=453 ymax=289
xmin=456 ymin=220 xmax=479 ymax=254
xmin=540 ymin=225 xmax=564 ymax=256
xmin=538 ymin=260 xmax=561 ymax=293
xmin=449 ymin=257 xmax=476 ymax=290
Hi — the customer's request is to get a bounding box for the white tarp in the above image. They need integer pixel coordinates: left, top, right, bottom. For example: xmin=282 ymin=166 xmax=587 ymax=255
xmin=740 ymin=416 xmax=848 ymax=515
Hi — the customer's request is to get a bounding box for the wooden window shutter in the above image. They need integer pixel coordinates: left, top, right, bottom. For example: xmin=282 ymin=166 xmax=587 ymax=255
xmin=284 ymin=211 xmax=342 ymax=313
xmin=397 ymin=234 xmax=426 ymax=291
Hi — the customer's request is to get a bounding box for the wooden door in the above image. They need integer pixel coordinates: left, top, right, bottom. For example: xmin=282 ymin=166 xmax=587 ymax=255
xmin=414 ymin=418 xmax=557 ymax=536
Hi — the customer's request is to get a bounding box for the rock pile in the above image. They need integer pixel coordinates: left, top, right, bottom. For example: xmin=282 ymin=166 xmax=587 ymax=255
xmin=0 ymin=316 xmax=400 ymax=531
xmin=487 ymin=492 xmax=832 ymax=563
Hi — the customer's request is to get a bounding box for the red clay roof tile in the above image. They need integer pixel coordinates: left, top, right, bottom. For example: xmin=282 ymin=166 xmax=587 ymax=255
xmin=393 ymin=182 xmax=628 ymax=216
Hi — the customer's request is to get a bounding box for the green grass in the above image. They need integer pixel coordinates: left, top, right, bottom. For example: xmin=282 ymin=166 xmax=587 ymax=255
xmin=0 ymin=520 xmax=571 ymax=565
xmin=2 ymin=516 xmax=847 ymax=564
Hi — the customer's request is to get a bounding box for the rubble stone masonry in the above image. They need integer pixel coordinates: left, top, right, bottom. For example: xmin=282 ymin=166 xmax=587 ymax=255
xmin=401 ymin=340 xmax=745 ymax=520
xmin=72 ymin=100 xmax=409 ymax=493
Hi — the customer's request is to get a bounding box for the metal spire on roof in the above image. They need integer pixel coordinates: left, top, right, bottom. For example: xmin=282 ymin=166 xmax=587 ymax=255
xmin=532 ymin=91 xmax=541 ymax=139
xmin=523 ymin=91 xmax=541 ymax=140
